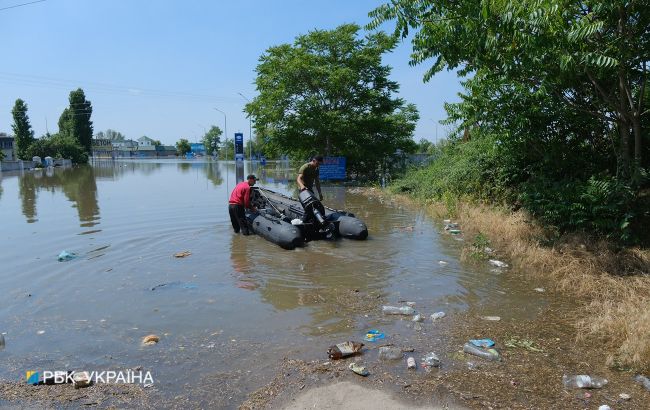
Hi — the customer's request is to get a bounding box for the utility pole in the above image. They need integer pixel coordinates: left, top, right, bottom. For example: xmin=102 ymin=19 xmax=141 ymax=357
xmin=214 ymin=108 xmax=227 ymax=160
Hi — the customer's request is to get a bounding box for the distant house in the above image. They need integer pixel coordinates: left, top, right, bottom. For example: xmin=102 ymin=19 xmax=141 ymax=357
xmin=138 ymin=136 xmax=155 ymax=147
xmin=0 ymin=133 xmax=14 ymax=160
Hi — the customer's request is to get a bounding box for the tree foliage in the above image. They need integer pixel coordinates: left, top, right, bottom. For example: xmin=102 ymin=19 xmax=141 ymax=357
xmin=201 ymin=125 xmax=222 ymax=155
xmin=371 ymin=0 xmax=650 ymax=243
xmin=11 ymin=99 xmax=35 ymax=159
xmin=176 ymin=138 xmax=191 ymax=155
xmin=59 ymin=88 xmax=94 ymax=153
xmin=246 ymin=23 xmax=419 ymax=177
xmin=96 ymin=129 xmax=125 ymax=141
xmin=25 ymin=133 xmax=89 ymax=164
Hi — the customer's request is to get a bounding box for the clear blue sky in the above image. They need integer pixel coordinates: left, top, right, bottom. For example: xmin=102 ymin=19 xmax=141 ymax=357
xmin=0 ymin=0 xmax=462 ymax=146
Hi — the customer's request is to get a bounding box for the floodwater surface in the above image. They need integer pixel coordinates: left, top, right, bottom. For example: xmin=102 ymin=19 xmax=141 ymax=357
xmin=0 ymin=160 xmax=551 ymax=407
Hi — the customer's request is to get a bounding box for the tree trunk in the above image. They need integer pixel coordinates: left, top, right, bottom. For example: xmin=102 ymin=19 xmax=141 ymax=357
xmin=632 ymin=114 xmax=643 ymax=183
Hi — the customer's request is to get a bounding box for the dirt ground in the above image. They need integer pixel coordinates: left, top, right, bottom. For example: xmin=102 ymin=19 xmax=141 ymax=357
xmin=240 ymin=300 xmax=650 ymax=410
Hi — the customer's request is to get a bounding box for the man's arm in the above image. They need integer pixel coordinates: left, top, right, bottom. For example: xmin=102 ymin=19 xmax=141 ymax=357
xmin=297 ymin=173 xmax=306 ymax=190
xmin=244 ymin=186 xmax=256 ymax=212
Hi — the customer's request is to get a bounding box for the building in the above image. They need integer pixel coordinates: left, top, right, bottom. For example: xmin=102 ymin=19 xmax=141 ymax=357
xmin=0 ymin=133 xmax=14 ymax=160
xmin=138 ymin=136 xmax=155 ymax=147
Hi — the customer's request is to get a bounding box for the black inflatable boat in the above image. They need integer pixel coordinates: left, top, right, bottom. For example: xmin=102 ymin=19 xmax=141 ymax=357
xmin=245 ymin=187 xmax=368 ymax=249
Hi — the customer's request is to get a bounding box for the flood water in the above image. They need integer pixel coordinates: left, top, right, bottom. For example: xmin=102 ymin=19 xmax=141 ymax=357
xmin=0 ymin=160 xmax=550 ymax=407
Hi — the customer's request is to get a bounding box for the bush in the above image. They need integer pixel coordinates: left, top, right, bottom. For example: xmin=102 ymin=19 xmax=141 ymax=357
xmin=519 ymin=176 xmax=636 ymax=243
xmin=25 ymin=134 xmax=88 ymax=164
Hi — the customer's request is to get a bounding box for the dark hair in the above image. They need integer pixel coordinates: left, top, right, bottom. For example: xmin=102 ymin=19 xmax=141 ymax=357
xmin=246 ymin=174 xmax=257 ymax=180
xmin=311 ymin=155 xmax=324 ymax=163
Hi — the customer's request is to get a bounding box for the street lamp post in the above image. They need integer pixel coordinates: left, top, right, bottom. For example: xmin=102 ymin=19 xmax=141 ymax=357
xmin=214 ymin=108 xmax=227 ymax=160
xmin=237 ymin=92 xmax=253 ymax=160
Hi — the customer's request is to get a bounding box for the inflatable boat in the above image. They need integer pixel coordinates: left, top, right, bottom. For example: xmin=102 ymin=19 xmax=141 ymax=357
xmin=245 ymin=187 xmax=368 ymax=249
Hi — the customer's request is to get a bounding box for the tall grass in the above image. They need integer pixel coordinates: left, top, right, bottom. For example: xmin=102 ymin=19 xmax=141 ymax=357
xmin=427 ymin=201 xmax=650 ymax=370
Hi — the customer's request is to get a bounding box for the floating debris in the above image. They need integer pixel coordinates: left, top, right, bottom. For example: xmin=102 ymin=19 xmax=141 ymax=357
xmin=142 ymin=334 xmax=160 ymax=346
xmin=482 ymin=316 xmax=501 ymax=321
xmin=174 ymin=251 xmax=192 ymax=258
xmin=488 ymin=259 xmax=508 ymax=268
xmin=348 ymin=362 xmax=369 ymax=376
xmin=57 ymin=250 xmax=77 ymax=262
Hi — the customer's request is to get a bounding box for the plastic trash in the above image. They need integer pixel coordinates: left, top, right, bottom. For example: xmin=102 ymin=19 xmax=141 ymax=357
xmin=488 ymin=259 xmax=508 ymax=268
xmin=412 ymin=314 xmax=424 ymax=322
xmin=463 ymin=343 xmax=501 ymax=361
xmin=73 ymin=371 xmax=92 ymax=389
xmin=378 ymin=346 xmax=403 ymax=360
xmin=421 ymin=352 xmax=441 ymax=368
xmin=327 ymin=341 xmax=364 ymax=360
xmin=619 ymin=393 xmax=631 ymax=400
xmin=430 ymin=311 xmax=446 ymax=321
xmin=407 ymin=357 xmax=416 ymax=369
xmin=470 ymin=338 xmax=495 ymax=348
xmin=562 ymin=374 xmax=608 ymax=389
xmin=534 ymin=287 xmax=545 ymax=292
xmin=598 ymin=406 xmax=611 ymax=410
xmin=634 ymin=374 xmax=650 ymax=391
xmin=348 ymin=362 xmax=369 ymax=376
xmin=173 ymin=250 xmax=192 ymax=258
xmin=448 ymin=229 xmax=462 ymax=235
xmin=57 ymin=250 xmax=77 ymax=262
xmin=382 ymin=305 xmax=415 ymax=315
xmin=482 ymin=316 xmax=501 ymax=321
xmin=291 ymin=218 xmax=303 ymax=225
xmin=364 ymin=330 xmax=385 ymax=342
xmin=444 ymin=223 xmax=459 ymax=230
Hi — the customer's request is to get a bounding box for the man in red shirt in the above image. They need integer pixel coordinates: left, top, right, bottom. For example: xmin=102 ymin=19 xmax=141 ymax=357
xmin=228 ymin=174 xmax=258 ymax=235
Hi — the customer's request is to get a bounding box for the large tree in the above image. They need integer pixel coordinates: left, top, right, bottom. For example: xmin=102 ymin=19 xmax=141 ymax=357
xmin=246 ymin=23 xmax=419 ymax=176
xmin=369 ymin=0 xmax=649 ymax=183
xmin=59 ymin=88 xmax=94 ymax=153
xmin=176 ymin=138 xmax=191 ymax=155
xmin=201 ymin=125 xmax=222 ymax=155
xmin=11 ymin=99 xmax=35 ymax=159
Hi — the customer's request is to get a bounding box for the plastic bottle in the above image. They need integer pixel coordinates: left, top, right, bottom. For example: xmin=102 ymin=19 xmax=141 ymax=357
xmin=421 ymin=352 xmax=441 ymax=368
xmin=327 ymin=341 xmax=364 ymax=360
xmin=463 ymin=343 xmax=501 ymax=361
xmin=431 ymin=311 xmax=446 ymax=321
xmin=562 ymin=374 xmax=608 ymax=389
xmin=382 ymin=306 xmax=415 ymax=315
xmin=634 ymin=374 xmax=650 ymax=391
xmin=378 ymin=346 xmax=403 ymax=360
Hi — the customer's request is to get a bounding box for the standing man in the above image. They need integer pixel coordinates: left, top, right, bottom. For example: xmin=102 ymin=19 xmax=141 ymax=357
xmin=228 ymin=174 xmax=258 ymax=235
xmin=297 ymin=155 xmax=324 ymax=200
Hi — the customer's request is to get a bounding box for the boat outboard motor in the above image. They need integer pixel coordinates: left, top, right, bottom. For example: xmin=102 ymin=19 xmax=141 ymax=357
xmin=298 ymin=189 xmax=335 ymax=238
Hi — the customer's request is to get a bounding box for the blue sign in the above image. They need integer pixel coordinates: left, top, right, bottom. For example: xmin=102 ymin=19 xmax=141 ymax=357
xmin=234 ymin=133 xmax=244 ymax=161
xmin=319 ymin=156 xmax=346 ymax=180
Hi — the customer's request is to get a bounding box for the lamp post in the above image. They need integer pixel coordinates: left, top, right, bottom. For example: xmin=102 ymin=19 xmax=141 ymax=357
xmin=237 ymin=92 xmax=253 ymax=160
xmin=214 ymin=108 xmax=227 ymax=160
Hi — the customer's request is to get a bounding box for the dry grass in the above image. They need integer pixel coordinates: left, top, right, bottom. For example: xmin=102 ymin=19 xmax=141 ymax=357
xmin=423 ymin=199 xmax=650 ymax=371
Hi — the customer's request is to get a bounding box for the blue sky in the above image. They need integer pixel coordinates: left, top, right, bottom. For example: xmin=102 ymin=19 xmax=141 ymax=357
xmin=0 ymin=0 xmax=462 ymax=146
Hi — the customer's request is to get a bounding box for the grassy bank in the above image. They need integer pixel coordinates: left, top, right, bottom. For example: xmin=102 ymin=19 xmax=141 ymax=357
xmin=388 ymin=190 xmax=650 ymax=371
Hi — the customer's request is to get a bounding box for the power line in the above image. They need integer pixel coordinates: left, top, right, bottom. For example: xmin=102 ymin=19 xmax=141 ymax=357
xmin=0 ymin=0 xmax=47 ymax=12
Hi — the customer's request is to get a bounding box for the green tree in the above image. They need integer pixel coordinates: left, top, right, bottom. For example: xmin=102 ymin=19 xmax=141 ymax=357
xmin=201 ymin=125 xmax=222 ymax=156
xmin=218 ymin=138 xmax=235 ymax=160
xmin=25 ymin=133 xmax=88 ymax=164
xmin=152 ymin=139 xmax=162 ymax=146
xmin=246 ymin=23 xmax=419 ymax=177
xmin=369 ymin=0 xmax=648 ymax=183
xmin=59 ymin=88 xmax=94 ymax=152
xmin=11 ymin=99 xmax=35 ymax=159
xmin=96 ymin=129 xmax=125 ymax=141
xmin=176 ymin=138 xmax=191 ymax=155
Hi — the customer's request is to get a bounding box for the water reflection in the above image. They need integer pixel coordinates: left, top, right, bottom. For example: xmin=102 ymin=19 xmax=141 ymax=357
xmin=15 ymin=166 xmax=100 ymax=226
